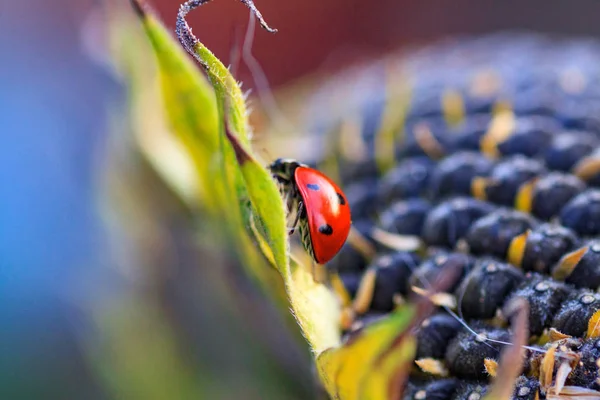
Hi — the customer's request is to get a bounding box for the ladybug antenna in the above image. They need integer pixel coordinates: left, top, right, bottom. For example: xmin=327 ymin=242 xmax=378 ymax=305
xmin=241 ymin=10 xmax=296 ymax=134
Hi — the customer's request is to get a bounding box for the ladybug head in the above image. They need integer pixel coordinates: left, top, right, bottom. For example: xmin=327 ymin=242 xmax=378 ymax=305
xmin=268 ymin=158 xmax=302 ymax=180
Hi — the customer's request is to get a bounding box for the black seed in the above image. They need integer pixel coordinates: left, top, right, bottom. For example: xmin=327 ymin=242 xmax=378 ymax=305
xmin=370 ymin=252 xmax=420 ymax=311
xmin=449 ymin=114 xmax=493 ymax=151
xmin=422 ymin=197 xmax=496 ymax=248
xmin=339 ymin=272 xmax=362 ymax=298
xmin=561 ymin=240 xmax=600 ymax=289
xmin=429 ymin=151 xmax=495 ymax=199
xmin=495 ymin=116 xmax=557 ymax=158
xmin=520 ymin=223 xmax=580 ymax=274
xmin=405 ymin=379 xmax=459 ymax=400
xmin=557 ymin=99 xmax=600 ymax=134
xmin=481 ymin=155 xmax=546 ymax=206
xmin=511 ymin=86 xmax=556 ymax=116
xmin=544 ymin=130 xmax=598 ymax=172
xmin=552 ymin=290 xmax=600 ymax=337
xmin=530 ymin=172 xmax=586 ymax=221
xmin=455 ymin=258 xmax=524 ymax=319
xmin=344 ymin=179 xmax=379 ymax=220
xmin=465 ymin=209 xmax=538 ymax=259
xmin=306 ymin=183 xmax=320 ymax=190
xmin=351 ymin=219 xmax=376 ymax=243
xmin=378 ymin=199 xmax=432 ymax=236
xmin=338 ymin=159 xmax=380 ymax=186
xmin=401 ymin=382 xmax=419 ymax=400
xmin=397 ymin=118 xmax=451 ymax=158
xmin=416 ymin=313 xmax=463 ymax=359
xmin=451 ymin=382 xmax=488 ymax=400
xmin=445 ymin=323 xmax=509 ymax=380
xmin=567 ymin=339 xmax=600 ymax=390
xmin=503 ymin=273 xmax=572 ymax=335
xmin=512 ymin=376 xmax=540 ymax=400
xmin=318 ymin=224 xmax=333 ymax=235
xmin=409 ymin=252 xmax=475 ymax=295
xmin=560 ymin=189 xmax=600 ymax=236
xmin=326 ymin=242 xmax=369 ymax=273
xmin=405 ymin=93 xmax=447 ymax=121
xmin=378 ymin=156 xmax=436 ymax=205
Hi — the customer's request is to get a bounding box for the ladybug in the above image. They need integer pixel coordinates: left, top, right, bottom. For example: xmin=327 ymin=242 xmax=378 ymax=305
xmin=269 ymin=158 xmax=352 ymax=264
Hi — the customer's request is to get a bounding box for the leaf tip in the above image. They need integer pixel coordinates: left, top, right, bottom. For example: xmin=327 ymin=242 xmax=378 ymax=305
xmin=240 ymin=0 xmax=278 ymax=33
xmin=129 ymin=0 xmax=147 ymax=18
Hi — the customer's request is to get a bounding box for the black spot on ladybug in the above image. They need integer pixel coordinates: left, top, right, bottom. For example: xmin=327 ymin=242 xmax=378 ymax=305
xmin=319 ymin=224 xmax=334 ymax=235
xmin=306 ymin=183 xmax=320 ymax=190
xmin=337 ymin=192 xmax=346 ymax=205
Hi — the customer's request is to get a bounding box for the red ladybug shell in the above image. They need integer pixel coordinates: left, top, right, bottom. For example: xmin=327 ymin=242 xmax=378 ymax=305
xmin=294 ymin=166 xmax=352 ymax=264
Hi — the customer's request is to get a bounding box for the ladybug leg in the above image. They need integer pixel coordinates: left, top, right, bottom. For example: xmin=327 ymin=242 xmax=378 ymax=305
xmin=288 ymin=201 xmax=304 ymax=235
xmin=312 ymin=262 xmax=327 ymax=284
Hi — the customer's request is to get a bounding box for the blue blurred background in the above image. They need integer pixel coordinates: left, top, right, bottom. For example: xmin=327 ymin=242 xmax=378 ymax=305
xmin=0 ymin=0 xmax=116 ymax=397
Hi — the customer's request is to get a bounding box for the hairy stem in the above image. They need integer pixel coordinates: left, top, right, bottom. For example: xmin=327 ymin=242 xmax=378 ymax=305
xmin=176 ymin=0 xmax=276 ymax=61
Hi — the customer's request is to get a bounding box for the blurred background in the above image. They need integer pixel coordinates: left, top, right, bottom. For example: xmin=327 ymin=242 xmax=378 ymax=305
xmin=4 ymin=0 xmax=600 ymax=398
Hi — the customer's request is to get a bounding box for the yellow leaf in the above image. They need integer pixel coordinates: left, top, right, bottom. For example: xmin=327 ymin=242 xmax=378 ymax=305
xmin=317 ymin=306 xmax=416 ymax=400
xmin=287 ymin=257 xmax=342 ymax=355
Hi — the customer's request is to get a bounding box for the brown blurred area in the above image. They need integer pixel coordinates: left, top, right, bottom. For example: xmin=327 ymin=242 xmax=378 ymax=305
xmin=151 ymin=0 xmax=600 ymax=89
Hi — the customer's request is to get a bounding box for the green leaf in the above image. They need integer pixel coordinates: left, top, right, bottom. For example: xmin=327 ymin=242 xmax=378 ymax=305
xmin=172 ymin=0 xmax=344 ymax=357
xmin=122 ymin=2 xmax=424 ymax=399
xmin=118 ymin=0 xmax=286 ymax=302
xmin=132 ymin=3 xmax=224 ymax=214
xmin=224 ymin=127 xmax=289 ymax=275
xmin=125 ymin=0 xmax=343 ymax=360
xmin=173 ymin=2 xmax=289 ymax=273
xmin=107 ymin=4 xmax=201 ymax=206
